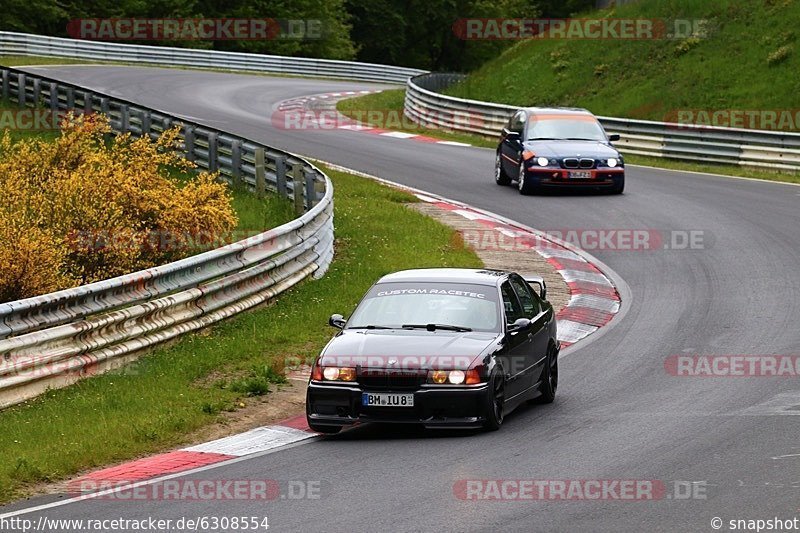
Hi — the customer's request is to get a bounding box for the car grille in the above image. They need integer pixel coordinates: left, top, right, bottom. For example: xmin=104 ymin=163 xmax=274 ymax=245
xmin=358 ymin=369 xmax=425 ymax=391
xmin=562 ymin=157 xmax=596 ymax=169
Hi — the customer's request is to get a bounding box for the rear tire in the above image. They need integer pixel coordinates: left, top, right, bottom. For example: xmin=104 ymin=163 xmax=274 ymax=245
xmin=495 ymin=152 xmax=511 ymax=185
xmin=518 ymin=163 xmax=538 ymax=195
xmin=483 ymin=370 xmax=505 ymax=431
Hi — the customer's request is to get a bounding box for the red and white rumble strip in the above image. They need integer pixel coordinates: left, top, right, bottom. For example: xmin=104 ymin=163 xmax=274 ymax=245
xmin=410 ymin=193 xmax=621 ymax=348
xmin=71 ymin=415 xmax=317 ymax=490
xmin=273 ymin=91 xmax=473 ymax=147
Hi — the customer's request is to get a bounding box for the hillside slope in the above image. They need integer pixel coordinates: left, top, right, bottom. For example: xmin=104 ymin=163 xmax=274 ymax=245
xmin=446 ymin=0 xmax=800 ymax=125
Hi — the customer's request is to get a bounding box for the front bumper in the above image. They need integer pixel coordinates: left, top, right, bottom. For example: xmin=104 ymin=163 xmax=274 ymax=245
xmin=306 ymin=381 xmax=492 ymax=429
xmin=524 ymin=168 xmax=624 ymax=187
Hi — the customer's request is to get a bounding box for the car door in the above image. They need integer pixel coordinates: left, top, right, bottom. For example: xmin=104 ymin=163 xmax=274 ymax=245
xmin=500 ymin=110 xmax=525 ymax=177
xmin=509 ymin=275 xmax=549 ymax=391
xmin=500 ymin=280 xmax=533 ymax=401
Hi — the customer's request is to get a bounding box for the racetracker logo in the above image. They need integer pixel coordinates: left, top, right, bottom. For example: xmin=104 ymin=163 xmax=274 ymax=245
xmin=452 ymin=18 xmax=709 ymax=41
xmin=459 ymin=229 xmax=708 ymax=252
xmin=453 ymin=479 xmax=707 ymax=501
xmin=270 ymin=108 xmax=485 ymax=132
xmin=67 ymin=479 xmax=324 ymax=500
xmin=0 ymin=109 xmax=71 ymax=130
xmin=66 ymin=18 xmax=323 ymax=41
xmin=665 ymin=109 xmax=800 ymax=131
xmin=665 ymin=355 xmax=800 ymax=377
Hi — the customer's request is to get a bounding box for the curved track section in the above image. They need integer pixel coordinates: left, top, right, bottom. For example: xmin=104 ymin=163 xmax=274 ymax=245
xmin=7 ymin=65 xmax=800 ymax=532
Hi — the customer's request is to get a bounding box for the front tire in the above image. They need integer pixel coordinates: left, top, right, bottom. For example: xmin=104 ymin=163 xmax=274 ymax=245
xmin=518 ymin=163 xmax=538 ymax=195
xmin=495 ymin=152 xmax=511 ymax=185
xmin=537 ymin=346 xmax=558 ymax=404
xmin=307 ymin=421 xmax=342 ymax=434
xmin=483 ymin=370 xmax=505 ymax=431
xmin=610 ymin=176 xmax=625 ymax=194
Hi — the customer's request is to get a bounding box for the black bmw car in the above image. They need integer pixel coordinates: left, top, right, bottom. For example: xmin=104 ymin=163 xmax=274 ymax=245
xmin=495 ymin=107 xmax=625 ymax=194
xmin=306 ymin=268 xmax=559 ymax=433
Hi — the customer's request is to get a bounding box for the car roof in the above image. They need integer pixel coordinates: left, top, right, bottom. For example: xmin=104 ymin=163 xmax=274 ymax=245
xmin=521 ymin=106 xmax=594 ymax=117
xmin=377 ymin=268 xmax=509 ymax=287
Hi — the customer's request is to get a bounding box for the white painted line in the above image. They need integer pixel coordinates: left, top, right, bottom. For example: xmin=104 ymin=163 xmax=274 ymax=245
xmin=556 ymin=320 xmax=599 ymax=343
xmin=337 ymin=124 xmax=374 ymax=131
xmin=414 ymin=194 xmax=441 ymax=203
xmin=559 ymin=269 xmax=611 ymax=286
xmin=533 ymin=247 xmax=584 ymax=261
xmin=436 ymin=141 xmax=472 ymax=147
xmin=451 ymin=209 xmax=497 ymax=222
xmin=380 ymin=131 xmax=418 ymax=139
xmin=567 ymin=294 xmax=620 ymax=313
xmin=182 ymin=425 xmax=315 ymax=456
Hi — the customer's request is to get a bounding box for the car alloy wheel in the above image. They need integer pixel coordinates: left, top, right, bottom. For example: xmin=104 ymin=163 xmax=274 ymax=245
xmin=484 ymin=371 xmax=505 ymax=430
xmin=495 ymin=153 xmax=511 ymax=185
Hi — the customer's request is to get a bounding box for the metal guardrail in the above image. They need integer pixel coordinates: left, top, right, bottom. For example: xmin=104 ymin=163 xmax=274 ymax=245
xmin=0 ymin=66 xmax=335 ymax=408
xmin=406 ymin=73 xmax=800 ymax=171
xmin=0 ymin=31 xmax=425 ymax=84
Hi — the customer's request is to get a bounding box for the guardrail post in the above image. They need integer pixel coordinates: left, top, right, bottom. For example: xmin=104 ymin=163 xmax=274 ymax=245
xmin=83 ymin=92 xmax=93 ymax=115
xmin=32 ymin=78 xmax=41 ymax=106
xmin=231 ymin=139 xmax=243 ymax=188
xmin=49 ymin=83 xmax=58 ymax=114
xmin=275 ymin=155 xmax=288 ymax=200
xmin=207 ymin=131 xmax=218 ymax=173
xmin=17 ymin=73 xmax=26 ymax=107
xmin=161 ymin=117 xmax=172 ymax=141
xmin=1 ymin=71 xmax=9 ymax=100
xmin=305 ymin=172 xmax=316 ymax=209
xmin=184 ymin=125 xmax=195 ymax=162
xmin=65 ymin=86 xmax=74 ymax=111
xmin=100 ymin=97 xmax=109 ymax=116
xmin=141 ymin=110 xmax=151 ymax=138
xmin=291 ymin=162 xmax=305 ymax=215
xmin=254 ymin=147 xmax=266 ymax=199
xmin=119 ymin=104 xmax=130 ymax=132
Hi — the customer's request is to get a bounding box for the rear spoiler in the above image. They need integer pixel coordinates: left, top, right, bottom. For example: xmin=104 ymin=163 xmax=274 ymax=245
xmin=523 ymin=275 xmax=547 ymax=300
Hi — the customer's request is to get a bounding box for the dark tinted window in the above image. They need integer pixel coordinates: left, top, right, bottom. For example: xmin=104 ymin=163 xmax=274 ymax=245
xmin=501 ymin=282 xmax=524 ymax=323
xmin=510 ymin=276 xmax=539 ymax=318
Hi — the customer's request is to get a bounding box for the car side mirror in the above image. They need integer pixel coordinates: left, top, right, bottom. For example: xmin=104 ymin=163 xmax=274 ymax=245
xmin=508 ymin=317 xmax=531 ymax=333
xmin=608 ymin=133 xmax=620 ymax=142
xmin=503 ymin=128 xmax=521 ymax=142
xmin=328 ymin=314 xmax=346 ymax=329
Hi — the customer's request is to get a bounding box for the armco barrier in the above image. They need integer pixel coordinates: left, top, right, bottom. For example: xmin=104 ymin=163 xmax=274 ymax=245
xmin=0 ymin=31 xmax=424 ymax=83
xmin=406 ymin=72 xmax=800 ymax=171
xmin=0 ymin=66 xmax=334 ymax=408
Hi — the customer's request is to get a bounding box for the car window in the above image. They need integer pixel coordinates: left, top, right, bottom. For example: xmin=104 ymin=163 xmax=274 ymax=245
xmin=510 ymin=276 xmax=540 ymax=318
xmin=501 ymin=281 xmax=524 ymax=323
xmin=511 ymin=111 xmax=526 ymax=134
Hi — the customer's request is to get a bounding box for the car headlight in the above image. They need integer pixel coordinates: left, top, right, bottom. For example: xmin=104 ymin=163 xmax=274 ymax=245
xmin=606 ymin=158 xmax=618 ymax=168
xmin=536 ymin=156 xmax=550 ymax=167
xmin=427 ymin=369 xmax=482 ymax=385
xmin=313 ymin=365 xmax=356 ymax=382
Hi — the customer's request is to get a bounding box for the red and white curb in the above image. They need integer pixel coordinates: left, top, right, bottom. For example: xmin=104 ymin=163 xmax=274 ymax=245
xmin=273 ymin=91 xmax=473 ymax=147
xmin=411 ymin=194 xmax=621 ymax=348
xmin=72 ymin=415 xmax=318 ymax=489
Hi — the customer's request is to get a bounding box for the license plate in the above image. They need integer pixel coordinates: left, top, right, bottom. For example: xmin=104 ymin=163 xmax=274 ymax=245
xmin=569 ymin=171 xmax=592 ymax=179
xmin=362 ymin=392 xmax=414 ymax=407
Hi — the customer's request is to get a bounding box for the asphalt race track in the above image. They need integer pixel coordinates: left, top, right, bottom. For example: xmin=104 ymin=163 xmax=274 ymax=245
xmin=7 ymin=65 xmax=800 ymax=532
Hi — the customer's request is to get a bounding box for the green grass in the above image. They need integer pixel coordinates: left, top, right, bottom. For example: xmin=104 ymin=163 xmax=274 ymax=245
xmin=0 ymin=164 xmax=481 ymax=504
xmin=446 ymin=0 xmax=800 ymax=122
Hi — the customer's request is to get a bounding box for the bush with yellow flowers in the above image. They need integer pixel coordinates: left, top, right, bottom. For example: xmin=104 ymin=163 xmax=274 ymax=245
xmin=0 ymin=113 xmax=238 ymax=302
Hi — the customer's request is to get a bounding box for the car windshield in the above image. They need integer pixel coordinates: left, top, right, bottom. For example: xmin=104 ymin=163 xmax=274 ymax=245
xmin=527 ymin=116 xmax=606 ymax=142
xmin=347 ymin=282 xmax=500 ymax=332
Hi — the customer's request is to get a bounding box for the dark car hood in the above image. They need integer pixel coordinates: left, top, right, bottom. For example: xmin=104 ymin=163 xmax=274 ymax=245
xmin=320 ymin=329 xmax=500 ymax=370
xmin=524 ymin=139 xmax=619 ymax=159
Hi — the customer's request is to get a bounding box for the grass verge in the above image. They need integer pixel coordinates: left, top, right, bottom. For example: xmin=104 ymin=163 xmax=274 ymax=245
xmin=0 ymin=164 xmax=481 ymax=504
xmin=335 ymin=91 xmax=800 ymax=186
